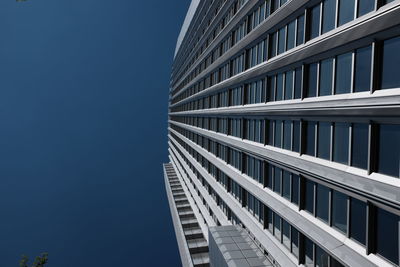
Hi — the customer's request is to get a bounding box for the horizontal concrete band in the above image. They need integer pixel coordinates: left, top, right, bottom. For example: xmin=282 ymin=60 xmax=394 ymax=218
xmin=169 ymin=139 xmax=298 ymax=267
xmin=170 ymin=89 xmax=400 ymax=120
xmin=163 ymin=164 xmax=194 ymax=267
xmin=168 ymin=135 xmax=379 ymax=267
xmin=169 ymin=122 xmax=400 ymax=211
xmin=170 ymin=150 xmax=230 ymax=226
xmin=171 ymin=3 xmax=400 ymax=106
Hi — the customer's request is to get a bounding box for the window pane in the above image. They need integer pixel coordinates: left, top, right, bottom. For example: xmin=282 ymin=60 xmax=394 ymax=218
xmin=274 ymin=213 xmax=282 ymax=240
xmin=315 ymin=245 xmax=329 ymax=267
xmin=305 ymin=121 xmax=316 ymax=156
xmin=283 ymin=121 xmax=292 ymax=150
xmin=307 ymin=63 xmax=318 ymax=97
xmin=293 ymin=121 xmax=300 ymax=152
xmin=319 ymin=58 xmax=333 ymax=96
xmin=278 ymin=27 xmax=286 ymax=55
xmin=291 ymin=227 xmax=299 ymax=257
xmin=378 ymin=124 xmax=400 ymax=177
xmin=267 ymin=208 xmax=273 ymax=232
xmin=294 ymin=67 xmax=302 ymax=99
xmin=351 ymin=123 xmax=368 ymax=169
xmin=350 ymin=198 xmax=366 ymax=245
xmin=285 ymin=71 xmax=294 ymax=100
xmin=275 ymin=120 xmax=283 ymax=147
xmin=297 ymin=15 xmax=305 ymax=45
xmin=282 ymin=220 xmax=290 ymax=248
xmin=310 ymin=4 xmax=321 ymax=39
xmin=305 ymin=237 xmax=314 ymax=266
xmin=269 ymin=32 xmax=277 ymax=58
xmin=291 ymin=175 xmax=299 ymax=205
xmin=322 ymin=0 xmax=336 ymax=33
xmin=282 ymin=171 xmax=291 ymax=200
xmin=318 ymin=122 xmax=331 ymax=160
xmin=274 ymin=167 xmax=282 ymax=194
xmin=305 ymin=180 xmax=315 ymax=214
xmin=266 ymin=164 xmax=273 ymax=189
xmin=333 ymin=122 xmax=349 ymax=164
xmin=358 ymin=0 xmax=375 ymax=17
xmin=276 ymin=73 xmax=284 ymax=101
xmin=287 ymin=21 xmax=296 ymax=50
xmin=354 ymin=46 xmax=372 ymax=92
xmin=381 ymin=36 xmax=400 ymax=89
xmin=330 ymin=258 xmax=345 ymax=267
xmin=376 ymin=208 xmax=399 ymax=265
xmin=316 ymin=184 xmax=330 ymax=223
xmin=267 ymin=120 xmax=274 ymax=146
xmin=332 ymin=191 xmax=348 ymax=233
xmin=268 ymin=76 xmax=276 ymax=102
xmin=335 ymin=52 xmax=352 ymax=94
xmin=338 ymin=0 xmax=355 ymax=26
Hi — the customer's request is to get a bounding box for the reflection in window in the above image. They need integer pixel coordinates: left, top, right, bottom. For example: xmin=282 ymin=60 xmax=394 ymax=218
xmin=278 ymin=27 xmax=286 ymax=55
xmin=293 ymin=121 xmax=300 ymax=152
xmin=305 ymin=180 xmax=315 ymax=214
xmin=310 ymin=4 xmax=321 ymax=39
xmin=354 ymin=46 xmax=372 ymax=92
xmin=275 ymin=120 xmax=283 ymax=148
xmin=333 ymin=123 xmax=349 ymax=164
xmin=332 ymin=191 xmax=347 ymax=233
xmin=316 ymin=184 xmax=330 ymax=222
xmin=291 ymin=227 xmax=299 ymax=257
xmin=283 ymin=121 xmax=292 ymax=150
xmin=335 ymin=52 xmax=352 ymax=94
xmin=282 ymin=171 xmax=291 ymax=199
xmin=307 ymin=63 xmax=318 ymax=97
xmin=322 ymin=0 xmax=336 ymax=33
xmin=358 ymin=0 xmax=375 ymax=17
xmin=381 ymin=36 xmax=400 ymax=89
xmin=269 ymin=32 xmax=277 ymax=58
xmin=282 ymin=220 xmax=290 ymax=248
xmin=338 ymin=0 xmax=355 ymax=26
xmin=350 ymin=198 xmax=366 ymax=245
xmin=274 ymin=167 xmax=282 ymax=194
xmin=285 ymin=71 xmax=294 ymax=100
xmin=305 ymin=121 xmax=316 ymax=156
xmin=315 ymin=245 xmax=329 ymax=267
xmin=276 ymin=73 xmax=284 ymax=101
xmin=297 ymin=15 xmax=305 ymax=45
xmin=351 ymin=123 xmax=368 ymax=169
xmin=305 ymin=237 xmax=314 ymax=266
xmin=287 ymin=21 xmax=296 ymax=50
xmin=376 ymin=207 xmax=399 ymax=265
xmin=294 ymin=67 xmax=302 ymax=99
xmin=377 ymin=124 xmax=400 ymax=178
xmin=319 ymin=58 xmax=333 ymax=96
xmin=318 ymin=122 xmax=331 ymax=160
xmin=292 ymin=175 xmax=299 ymax=205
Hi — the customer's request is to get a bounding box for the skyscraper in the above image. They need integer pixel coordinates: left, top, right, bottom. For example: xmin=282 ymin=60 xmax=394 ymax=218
xmin=164 ymin=0 xmax=400 ymax=266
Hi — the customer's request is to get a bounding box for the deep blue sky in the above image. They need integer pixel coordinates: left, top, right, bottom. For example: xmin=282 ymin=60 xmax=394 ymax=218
xmin=0 ymin=0 xmax=189 ymax=266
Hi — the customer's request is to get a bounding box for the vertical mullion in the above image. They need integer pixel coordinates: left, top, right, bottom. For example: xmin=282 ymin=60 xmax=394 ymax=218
xmin=349 ymin=124 xmax=353 ymax=166
xmin=330 ymin=122 xmax=334 ymax=161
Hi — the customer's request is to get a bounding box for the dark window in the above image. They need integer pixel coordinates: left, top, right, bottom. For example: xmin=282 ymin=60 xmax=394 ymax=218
xmin=275 ymin=120 xmax=283 ymax=148
xmin=266 ymin=164 xmax=273 ymax=189
xmin=354 ymin=46 xmax=372 ymax=92
xmin=350 ymin=198 xmax=366 ymax=245
xmin=319 ymin=58 xmax=333 ymax=96
xmin=305 ymin=180 xmax=315 ymax=214
xmin=282 ymin=220 xmax=290 ymax=248
xmin=276 ymin=74 xmax=284 ymax=101
xmin=305 ymin=237 xmax=314 ymax=265
xmin=283 ymin=121 xmax=292 ymax=150
xmin=381 ymin=36 xmax=400 ymax=89
xmin=282 ymin=171 xmax=291 ymax=200
xmin=358 ymin=0 xmax=375 ymax=17
xmin=310 ymin=4 xmax=321 ymax=39
xmin=305 ymin=121 xmax=316 ymax=156
xmin=274 ymin=167 xmax=282 ymax=194
xmin=293 ymin=121 xmax=300 ymax=152
xmin=278 ymin=27 xmax=286 ymax=55
xmin=377 ymin=124 xmax=400 ymax=177
xmin=316 ymin=184 xmax=330 ymax=222
xmin=333 ymin=123 xmax=349 ymax=164
xmin=376 ymin=208 xmax=399 ymax=265
xmin=292 ymin=174 xmax=299 ymax=205
xmin=268 ymin=76 xmax=276 ymax=102
xmin=307 ymin=63 xmax=318 ymax=97
xmin=274 ymin=213 xmax=282 ymax=239
xmin=318 ymin=122 xmax=331 ymax=160
xmin=287 ymin=21 xmax=296 ymax=50
xmin=322 ymin=0 xmax=336 ymax=33
xmin=332 ymin=191 xmax=348 ymax=233
xmin=297 ymin=15 xmax=305 ymax=45
xmin=267 ymin=119 xmax=274 ymax=146
xmin=338 ymin=0 xmax=355 ymax=26
xmin=351 ymin=123 xmax=368 ymax=169
xmin=269 ymin=32 xmax=277 ymax=58
xmin=285 ymin=71 xmax=294 ymax=100
xmin=294 ymin=67 xmax=302 ymax=99
xmin=330 ymin=258 xmax=345 ymax=267
xmin=291 ymin=227 xmax=299 ymax=257
xmin=335 ymin=52 xmax=352 ymax=94
xmin=315 ymin=245 xmax=329 ymax=267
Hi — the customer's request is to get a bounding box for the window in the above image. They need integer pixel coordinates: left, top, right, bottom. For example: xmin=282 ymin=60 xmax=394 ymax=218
xmin=297 ymin=15 xmax=305 ymax=45
xmin=274 ymin=167 xmax=282 ymax=194
xmin=305 ymin=121 xmax=316 ymax=156
xmin=351 ymin=123 xmax=368 ymax=169
xmin=316 ymin=184 xmax=330 ymax=222
xmin=291 ymin=227 xmax=299 ymax=257
xmin=381 ymin=36 xmax=400 ymax=89
xmin=315 ymin=245 xmax=329 ymax=267
xmin=319 ymin=58 xmax=333 ymax=96
xmin=276 ymin=73 xmax=284 ymax=101
xmin=269 ymin=32 xmax=277 ymax=58
xmin=333 ymin=122 xmax=349 ymax=164
xmin=376 ymin=208 xmax=399 ymax=265
xmin=282 ymin=171 xmax=291 ymax=199
xmin=274 ymin=213 xmax=282 ymax=239
xmin=305 ymin=180 xmax=315 ymax=214
xmin=322 ymin=0 xmax=336 ymax=34
xmin=358 ymin=0 xmax=375 ymax=17
xmin=294 ymin=67 xmax=302 ymax=99
xmin=335 ymin=52 xmax=352 ymax=94
xmin=267 ymin=119 xmax=274 ymax=146
xmin=275 ymin=120 xmax=283 ymax=147
xmin=377 ymin=124 xmax=400 ymax=178
xmin=310 ymin=4 xmax=321 ymax=39
xmin=287 ymin=21 xmax=296 ymax=50
xmin=318 ymin=122 xmax=331 ymax=160
xmin=278 ymin=27 xmax=286 ymax=54
xmin=267 ymin=76 xmax=276 ymax=102
xmin=354 ymin=46 xmax=372 ymax=92
xmin=350 ymin=198 xmax=366 ymax=245
xmin=285 ymin=70 xmax=294 ymax=100
xmin=307 ymin=63 xmax=318 ymax=97
xmin=293 ymin=121 xmax=300 ymax=152
xmin=305 ymin=237 xmax=314 ymax=266
xmin=291 ymin=175 xmax=299 ymax=205
xmin=283 ymin=121 xmax=292 ymax=150
xmin=338 ymin=0 xmax=355 ymax=26
xmin=332 ymin=191 xmax=348 ymax=233
xmin=282 ymin=220 xmax=290 ymax=248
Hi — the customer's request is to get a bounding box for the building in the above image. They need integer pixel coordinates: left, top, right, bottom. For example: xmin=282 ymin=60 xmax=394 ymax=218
xmin=164 ymin=0 xmax=400 ymax=266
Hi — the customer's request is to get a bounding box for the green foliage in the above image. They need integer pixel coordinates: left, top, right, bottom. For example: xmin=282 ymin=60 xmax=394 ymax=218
xmin=19 ymin=253 xmax=48 ymax=267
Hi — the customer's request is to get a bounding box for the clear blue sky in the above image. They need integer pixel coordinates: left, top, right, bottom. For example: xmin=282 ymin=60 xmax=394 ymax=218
xmin=0 ymin=0 xmax=189 ymax=266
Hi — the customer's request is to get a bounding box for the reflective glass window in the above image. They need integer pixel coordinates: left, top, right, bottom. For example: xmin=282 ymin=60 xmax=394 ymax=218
xmin=332 ymin=191 xmax=348 ymax=233
xmin=310 ymin=4 xmax=321 ymax=39
xmin=278 ymin=27 xmax=286 ymax=55
xmin=274 ymin=167 xmax=281 ymax=194
xmin=297 ymin=15 xmax=305 ymax=45
xmin=338 ymin=0 xmax=355 ymax=26
xmin=307 ymin=63 xmax=318 ymax=97
xmin=276 ymin=73 xmax=284 ymax=101
xmin=316 ymin=184 xmax=330 ymax=222
xmin=335 ymin=52 xmax=352 ymax=94
xmin=305 ymin=121 xmax=316 ymax=156
xmin=305 ymin=180 xmax=315 ymax=214
xmin=378 ymin=124 xmax=400 ymax=177
xmin=354 ymin=46 xmax=372 ymax=92
xmin=322 ymin=0 xmax=336 ymax=33
xmin=376 ymin=208 xmax=399 ymax=265
xmin=319 ymin=58 xmax=333 ymax=96
xmin=275 ymin=120 xmax=283 ymax=148
xmin=282 ymin=171 xmax=291 ymax=200
xmin=333 ymin=122 xmax=349 ymax=164
xmin=358 ymin=0 xmax=375 ymax=17
xmin=381 ymin=36 xmax=400 ymax=89
xmin=351 ymin=123 xmax=368 ymax=169
xmin=318 ymin=122 xmax=331 ymax=160
xmin=293 ymin=121 xmax=300 ymax=152
xmin=285 ymin=71 xmax=294 ymax=100
xmin=294 ymin=67 xmax=302 ymax=99
xmin=283 ymin=121 xmax=292 ymax=150
xmin=287 ymin=21 xmax=296 ymax=50
xmin=350 ymin=198 xmax=366 ymax=245
xmin=292 ymin=175 xmax=299 ymax=205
